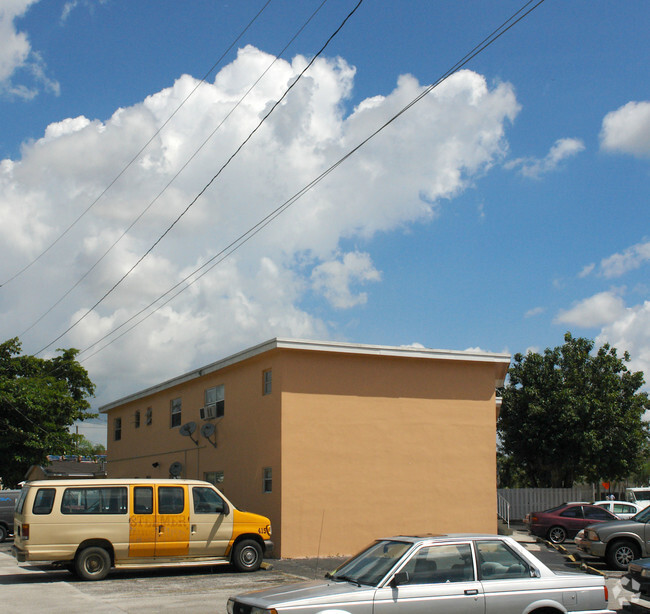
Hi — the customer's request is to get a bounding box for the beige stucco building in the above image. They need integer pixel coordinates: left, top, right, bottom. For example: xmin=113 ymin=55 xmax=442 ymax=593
xmin=100 ymin=338 xmax=510 ymax=558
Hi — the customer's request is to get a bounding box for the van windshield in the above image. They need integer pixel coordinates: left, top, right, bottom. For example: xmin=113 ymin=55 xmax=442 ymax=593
xmin=628 ymin=490 xmax=650 ymax=502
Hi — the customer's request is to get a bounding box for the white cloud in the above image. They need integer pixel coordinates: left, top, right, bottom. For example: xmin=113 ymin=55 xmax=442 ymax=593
xmin=0 ymin=47 xmax=521 ymax=405
xmin=506 ymin=137 xmax=585 ymax=178
xmin=311 ymin=251 xmax=381 ymax=309
xmin=554 ymin=290 xmax=626 ymax=328
xmin=596 ymin=301 xmax=650 ymax=383
xmin=577 ymin=240 xmax=650 ymax=280
xmin=578 ymin=263 xmax=595 ymax=278
xmin=524 ymin=306 xmax=545 ymax=318
xmin=600 ymin=240 xmax=650 ymax=278
xmin=600 ymin=101 xmax=650 ymax=158
xmin=0 ymin=0 xmax=59 ymax=99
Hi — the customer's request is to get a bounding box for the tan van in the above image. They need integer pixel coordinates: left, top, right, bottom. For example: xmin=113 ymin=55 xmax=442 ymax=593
xmin=11 ymin=478 xmax=272 ymax=580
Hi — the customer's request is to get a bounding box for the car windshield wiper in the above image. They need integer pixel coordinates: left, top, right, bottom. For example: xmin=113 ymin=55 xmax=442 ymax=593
xmin=328 ymin=574 xmax=362 ymax=586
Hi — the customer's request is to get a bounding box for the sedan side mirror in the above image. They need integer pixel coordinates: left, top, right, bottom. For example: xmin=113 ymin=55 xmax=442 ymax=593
xmin=390 ymin=571 xmax=410 ymax=587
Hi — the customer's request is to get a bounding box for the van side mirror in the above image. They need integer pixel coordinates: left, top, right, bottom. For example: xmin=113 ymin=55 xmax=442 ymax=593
xmin=390 ymin=571 xmax=410 ymax=587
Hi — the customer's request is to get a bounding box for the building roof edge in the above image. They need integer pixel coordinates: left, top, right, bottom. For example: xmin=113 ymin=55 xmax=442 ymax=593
xmin=99 ymin=338 xmax=510 ymax=412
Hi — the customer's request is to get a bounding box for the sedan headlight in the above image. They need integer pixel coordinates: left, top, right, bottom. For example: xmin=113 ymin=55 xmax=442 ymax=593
xmin=641 ymin=568 xmax=650 ymax=578
xmin=227 ymin=601 xmax=277 ymax=614
xmin=586 ymin=529 xmax=600 ymax=541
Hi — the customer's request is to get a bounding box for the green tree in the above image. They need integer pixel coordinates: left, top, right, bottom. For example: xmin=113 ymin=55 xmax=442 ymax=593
xmin=0 ymin=338 xmax=96 ymax=488
xmin=498 ymin=333 xmax=650 ymax=488
xmin=71 ymin=434 xmax=106 ymax=456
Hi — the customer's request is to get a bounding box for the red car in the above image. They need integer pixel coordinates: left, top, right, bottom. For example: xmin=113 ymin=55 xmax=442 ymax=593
xmin=525 ymin=503 xmax=618 ymax=544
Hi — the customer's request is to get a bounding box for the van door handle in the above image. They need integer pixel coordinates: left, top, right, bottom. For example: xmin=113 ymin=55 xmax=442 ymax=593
xmin=191 ymin=524 xmax=197 ymax=534
xmin=158 ymin=525 xmax=164 ymax=535
xmin=465 ymin=589 xmax=479 ymax=595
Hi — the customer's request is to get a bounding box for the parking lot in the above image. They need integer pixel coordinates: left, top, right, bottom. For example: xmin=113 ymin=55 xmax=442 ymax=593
xmin=0 ymin=531 xmax=636 ymax=613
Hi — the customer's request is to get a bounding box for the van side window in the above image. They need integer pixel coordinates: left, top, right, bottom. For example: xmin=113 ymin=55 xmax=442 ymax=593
xmin=159 ymin=487 xmax=184 ymax=514
xmin=134 ymin=487 xmax=153 ymax=514
xmin=192 ymin=487 xmax=227 ymax=514
xmin=61 ymin=487 xmax=127 ymax=514
xmin=33 ymin=488 xmax=56 ymax=515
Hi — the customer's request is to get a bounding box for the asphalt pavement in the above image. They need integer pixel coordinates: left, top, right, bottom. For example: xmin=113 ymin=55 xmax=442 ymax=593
xmin=0 ymin=529 xmax=641 ymax=613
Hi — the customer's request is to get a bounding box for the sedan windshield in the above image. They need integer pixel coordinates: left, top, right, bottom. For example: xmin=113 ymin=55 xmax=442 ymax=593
xmin=328 ymin=540 xmax=412 ymax=586
xmin=632 ymin=507 xmax=650 ymax=523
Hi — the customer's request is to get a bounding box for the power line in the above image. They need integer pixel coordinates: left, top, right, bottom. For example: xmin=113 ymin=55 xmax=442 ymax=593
xmin=77 ymin=0 xmax=547 ymax=362
xmin=20 ymin=0 xmax=331 ymax=340
xmin=34 ymin=0 xmax=365 ymax=356
xmin=0 ymin=0 xmax=274 ymax=289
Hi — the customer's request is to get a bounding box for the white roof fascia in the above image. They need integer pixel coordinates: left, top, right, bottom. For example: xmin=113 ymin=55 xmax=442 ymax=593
xmin=99 ymin=338 xmax=511 ymax=413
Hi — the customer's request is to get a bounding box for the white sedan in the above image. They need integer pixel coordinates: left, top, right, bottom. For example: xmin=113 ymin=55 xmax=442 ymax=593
xmin=228 ymin=534 xmax=614 ymax=614
xmin=593 ymin=500 xmax=641 ymax=519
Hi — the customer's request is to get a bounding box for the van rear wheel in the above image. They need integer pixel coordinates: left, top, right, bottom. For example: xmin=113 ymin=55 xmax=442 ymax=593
xmin=232 ymin=539 xmax=263 ymax=572
xmin=0 ymin=524 xmax=7 ymax=543
xmin=75 ymin=546 xmax=111 ymax=580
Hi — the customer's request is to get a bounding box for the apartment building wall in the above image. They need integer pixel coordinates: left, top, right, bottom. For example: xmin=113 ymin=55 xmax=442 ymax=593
xmin=102 ymin=339 xmax=509 ymax=558
xmin=277 ymin=350 xmax=502 ymax=557
xmin=105 ymin=351 xmax=283 ymax=537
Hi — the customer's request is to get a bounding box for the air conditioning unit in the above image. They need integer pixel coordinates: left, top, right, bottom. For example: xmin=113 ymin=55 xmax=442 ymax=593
xmin=200 ymin=405 xmax=216 ymax=420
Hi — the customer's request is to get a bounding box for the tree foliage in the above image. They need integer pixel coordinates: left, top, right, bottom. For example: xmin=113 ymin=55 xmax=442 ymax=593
xmin=0 ymin=338 xmax=96 ymax=488
xmin=498 ymin=333 xmax=650 ymax=488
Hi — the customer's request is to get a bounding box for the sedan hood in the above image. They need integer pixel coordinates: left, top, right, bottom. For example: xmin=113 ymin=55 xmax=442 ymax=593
xmin=231 ymin=579 xmax=374 ymax=608
xmin=587 ymin=519 xmax=640 ymax=533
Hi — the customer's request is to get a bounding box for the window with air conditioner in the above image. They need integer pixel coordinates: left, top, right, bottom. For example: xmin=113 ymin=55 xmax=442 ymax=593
xmin=204 ymin=385 xmax=224 ymax=419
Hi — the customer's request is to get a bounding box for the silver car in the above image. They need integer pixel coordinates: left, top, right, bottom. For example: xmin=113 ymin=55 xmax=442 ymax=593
xmin=227 ymin=534 xmax=614 ymax=614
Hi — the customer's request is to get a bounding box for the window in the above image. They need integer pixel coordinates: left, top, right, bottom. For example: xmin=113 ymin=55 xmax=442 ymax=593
xmin=192 ymin=486 xmax=227 ymax=514
xmin=146 ymin=407 xmax=152 ymax=425
xmin=584 ymin=506 xmax=615 ymax=520
xmin=263 ymin=467 xmax=272 ymax=493
xmin=61 ymin=487 xmax=127 ymax=514
xmin=134 ymin=410 xmax=140 ymax=428
xmin=204 ymin=385 xmax=225 ymax=418
xmin=134 ymin=487 xmax=153 ymax=514
xmin=263 ymin=369 xmax=272 ymax=395
xmin=560 ymin=506 xmax=583 ymax=518
xmin=475 ymin=540 xmax=531 ymax=580
xmin=32 ymin=488 xmax=56 ymax=515
xmin=170 ymin=398 xmax=182 ymax=428
xmin=114 ymin=417 xmax=122 ymax=441
xmin=204 ymin=471 xmax=224 ymax=486
xmin=616 ymin=504 xmax=637 ymax=515
xmin=401 ymin=543 xmax=474 ymax=584
xmin=158 ymin=486 xmax=184 ymax=514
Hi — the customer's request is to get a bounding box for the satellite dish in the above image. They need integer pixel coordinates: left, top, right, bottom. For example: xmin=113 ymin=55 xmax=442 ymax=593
xmin=201 ymin=422 xmax=217 ymax=448
xmin=169 ymin=461 xmax=183 ymax=477
xmin=179 ymin=421 xmax=197 ymax=436
xmin=201 ymin=423 xmax=215 ymax=438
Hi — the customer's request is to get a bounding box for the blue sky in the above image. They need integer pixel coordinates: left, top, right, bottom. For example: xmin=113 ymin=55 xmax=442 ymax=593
xmin=1 ymin=0 xmax=649 ymax=444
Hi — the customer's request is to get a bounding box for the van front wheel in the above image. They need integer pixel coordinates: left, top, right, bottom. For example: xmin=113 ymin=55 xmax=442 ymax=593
xmin=232 ymin=539 xmax=263 ymax=572
xmin=75 ymin=546 xmax=111 ymax=580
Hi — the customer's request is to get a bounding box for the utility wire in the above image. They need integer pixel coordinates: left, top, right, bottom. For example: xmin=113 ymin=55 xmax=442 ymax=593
xmin=20 ymin=0 xmax=331 ymax=339
xmin=34 ymin=0 xmax=365 ymax=356
xmin=0 ymin=0 xmax=274 ymax=289
xmin=77 ymin=0 xmax=546 ymax=363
